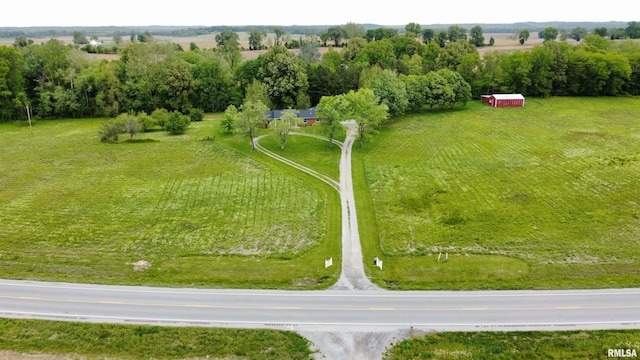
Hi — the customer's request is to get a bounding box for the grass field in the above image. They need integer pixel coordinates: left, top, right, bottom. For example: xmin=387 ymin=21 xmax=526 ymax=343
xmin=358 ymin=97 xmax=640 ymax=289
xmin=0 ymin=318 xmax=312 ymax=359
xmin=259 ymin=132 xmax=342 ymax=181
xmin=1 ymin=97 xmax=640 ymax=291
xmin=384 ymin=329 xmax=640 ymax=359
xmin=0 ymin=118 xmax=341 ymax=288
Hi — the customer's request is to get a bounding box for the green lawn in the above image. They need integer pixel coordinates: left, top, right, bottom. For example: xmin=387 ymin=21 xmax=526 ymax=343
xmin=0 ymin=118 xmax=341 ymax=288
xmin=0 ymin=318 xmax=312 ymax=359
xmin=358 ymin=97 xmax=640 ymax=289
xmin=384 ymin=329 xmax=640 ymax=359
xmin=259 ymin=133 xmax=342 ymax=181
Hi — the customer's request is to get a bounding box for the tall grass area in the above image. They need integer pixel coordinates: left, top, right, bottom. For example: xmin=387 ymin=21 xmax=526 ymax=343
xmin=0 ymin=118 xmax=341 ymax=288
xmin=0 ymin=318 xmax=312 ymax=359
xmin=359 ymin=97 xmax=640 ymax=289
xmin=384 ymin=330 xmax=640 ymax=359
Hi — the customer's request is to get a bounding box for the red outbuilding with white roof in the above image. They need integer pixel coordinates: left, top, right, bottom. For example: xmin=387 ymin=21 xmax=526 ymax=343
xmin=481 ymin=94 xmax=525 ymax=107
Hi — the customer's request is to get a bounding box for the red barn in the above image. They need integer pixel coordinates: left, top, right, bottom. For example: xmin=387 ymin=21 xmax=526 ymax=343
xmin=481 ymin=94 xmax=525 ymax=107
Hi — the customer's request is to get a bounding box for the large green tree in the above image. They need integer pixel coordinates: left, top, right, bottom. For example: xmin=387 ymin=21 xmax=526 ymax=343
xmin=316 ymin=94 xmax=348 ymax=148
xmin=214 ymin=30 xmax=242 ymax=68
xmin=423 ymin=70 xmax=453 ymax=109
xmin=518 ymin=29 xmax=530 ymax=45
xmin=447 ymin=26 xmax=467 ymax=43
xmin=157 ymin=58 xmax=195 ymax=113
xmin=438 ymin=68 xmax=472 ymax=106
xmin=248 ymin=29 xmax=267 ymax=50
xmin=307 ymin=63 xmax=341 ymax=105
xmin=273 ymin=27 xmax=286 ymax=46
xmin=20 ymin=39 xmax=71 ymax=117
xmin=271 ymin=109 xmax=302 ymax=150
xmin=405 ymin=23 xmax=422 ymax=37
xmin=188 ymin=53 xmax=238 ymax=112
xmin=421 ymin=28 xmax=435 ymax=44
xmin=344 ymin=88 xmax=389 ymax=147
xmin=400 ymin=74 xmax=427 ymax=111
xmin=469 ymin=26 xmax=485 ymax=47
xmin=344 ymin=22 xmax=366 ymax=39
xmin=392 ymin=36 xmax=424 ymax=58
xmin=569 ymin=27 xmax=588 ymax=42
xmin=541 ymin=27 xmax=559 ymax=42
xmin=341 ymin=37 xmax=367 ymax=63
xmin=257 ymin=46 xmax=309 ymax=109
xmin=72 ymin=31 xmax=88 ymax=45
xmin=368 ymin=69 xmax=408 ymax=117
xmin=626 ymin=21 xmax=640 ymax=38
xmin=362 ymin=39 xmax=395 ymax=69
xmin=238 ymin=100 xmax=268 ymax=150
xmin=437 ymin=40 xmax=478 ymax=71
xmin=325 ymin=26 xmax=346 ymax=47
xmin=120 ymin=42 xmax=178 ymax=113
xmin=0 ymin=45 xmax=26 ymax=121
xmin=500 ymin=50 xmax=532 ymax=94
xmin=221 ymin=104 xmax=238 ymax=134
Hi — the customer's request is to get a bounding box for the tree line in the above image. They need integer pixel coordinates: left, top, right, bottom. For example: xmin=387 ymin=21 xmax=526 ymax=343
xmin=1 ymin=21 xmax=640 ymax=123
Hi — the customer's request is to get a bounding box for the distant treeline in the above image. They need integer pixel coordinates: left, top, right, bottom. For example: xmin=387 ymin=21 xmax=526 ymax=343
xmin=2 ymin=20 xmax=640 ymax=122
xmin=0 ymin=21 xmax=631 ymax=38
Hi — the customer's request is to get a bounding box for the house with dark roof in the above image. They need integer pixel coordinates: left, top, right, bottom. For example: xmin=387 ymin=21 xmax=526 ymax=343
xmin=264 ymin=107 xmax=320 ymax=127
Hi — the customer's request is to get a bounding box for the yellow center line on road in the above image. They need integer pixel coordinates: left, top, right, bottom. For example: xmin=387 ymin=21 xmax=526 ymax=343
xmin=2 ymin=296 xmax=640 ymax=312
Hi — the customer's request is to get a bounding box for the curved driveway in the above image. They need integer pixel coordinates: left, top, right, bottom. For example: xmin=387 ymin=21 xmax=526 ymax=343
xmin=255 ymin=122 xmax=378 ymax=290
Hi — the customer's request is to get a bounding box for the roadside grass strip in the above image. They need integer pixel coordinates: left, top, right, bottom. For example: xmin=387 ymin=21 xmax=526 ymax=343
xmin=0 ymin=318 xmax=312 ymax=360
xmin=385 ymin=329 xmax=640 ymax=360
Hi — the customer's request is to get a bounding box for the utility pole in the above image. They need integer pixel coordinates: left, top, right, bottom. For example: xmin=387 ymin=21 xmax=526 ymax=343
xmin=26 ymin=105 xmax=32 ymax=134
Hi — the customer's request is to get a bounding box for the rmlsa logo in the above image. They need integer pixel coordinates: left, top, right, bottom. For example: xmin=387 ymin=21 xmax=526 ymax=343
xmin=608 ymin=349 xmax=638 ymax=358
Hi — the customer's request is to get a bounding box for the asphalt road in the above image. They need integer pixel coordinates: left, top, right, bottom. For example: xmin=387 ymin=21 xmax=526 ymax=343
xmin=2 ymin=280 xmax=639 ymax=333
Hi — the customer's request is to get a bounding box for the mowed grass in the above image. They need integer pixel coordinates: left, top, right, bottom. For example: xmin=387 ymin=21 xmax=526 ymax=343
xmin=384 ymin=330 xmax=640 ymax=359
xmin=0 ymin=118 xmax=341 ymax=288
xmin=359 ymin=97 xmax=640 ymax=289
xmin=0 ymin=318 xmax=312 ymax=359
xmin=259 ymin=132 xmax=342 ymax=181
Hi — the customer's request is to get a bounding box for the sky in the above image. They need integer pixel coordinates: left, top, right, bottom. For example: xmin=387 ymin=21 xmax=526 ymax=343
xmin=4 ymin=0 xmax=638 ymax=27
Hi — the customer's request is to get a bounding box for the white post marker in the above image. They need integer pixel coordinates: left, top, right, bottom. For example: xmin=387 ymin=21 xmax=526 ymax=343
xmin=377 ymin=260 xmax=383 ymax=270
xmin=325 ymin=257 xmax=333 ymax=268
xmin=437 ymin=252 xmax=442 ymax=262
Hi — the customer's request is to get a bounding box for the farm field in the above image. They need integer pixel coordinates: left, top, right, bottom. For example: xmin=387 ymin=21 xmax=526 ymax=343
xmin=0 ymin=32 xmax=566 ymax=61
xmin=358 ymin=97 xmax=640 ymax=289
xmin=0 ymin=118 xmax=341 ymax=288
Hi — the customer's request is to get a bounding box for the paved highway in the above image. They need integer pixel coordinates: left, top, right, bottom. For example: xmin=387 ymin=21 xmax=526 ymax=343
xmin=2 ymin=280 xmax=639 ymax=333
